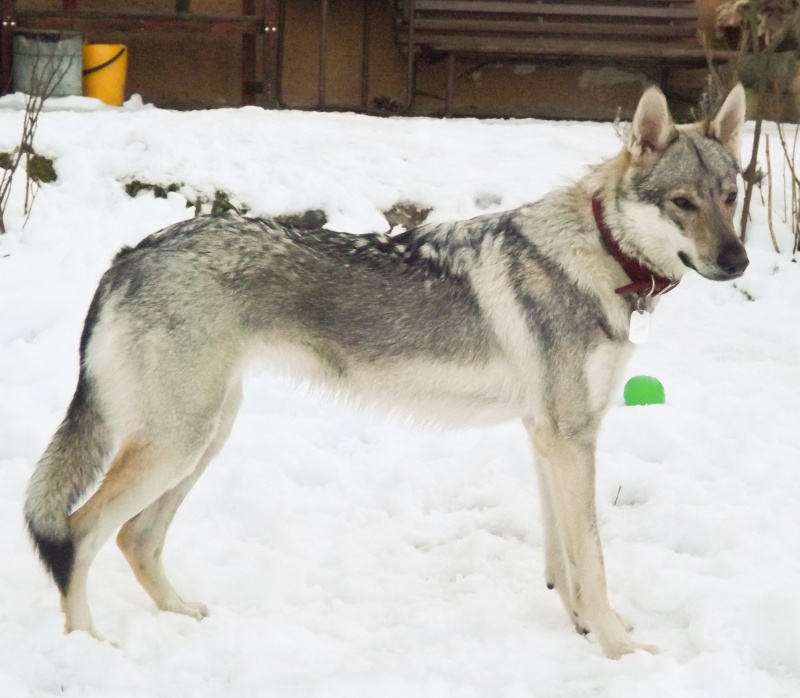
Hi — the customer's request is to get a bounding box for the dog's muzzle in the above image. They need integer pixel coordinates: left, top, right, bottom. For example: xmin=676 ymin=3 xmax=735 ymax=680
xmin=680 ymin=240 xmax=749 ymax=281
xmin=716 ymin=240 xmax=749 ymax=279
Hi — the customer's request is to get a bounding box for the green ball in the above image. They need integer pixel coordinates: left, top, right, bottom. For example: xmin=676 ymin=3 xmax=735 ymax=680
xmin=624 ymin=375 xmax=665 ymax=406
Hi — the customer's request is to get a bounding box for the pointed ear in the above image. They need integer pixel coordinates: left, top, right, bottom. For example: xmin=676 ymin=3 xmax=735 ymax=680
xmin=627 ymin=86 xmax=676 ymax=157
xmin=708 ymin=82 xmax=746 ymax=167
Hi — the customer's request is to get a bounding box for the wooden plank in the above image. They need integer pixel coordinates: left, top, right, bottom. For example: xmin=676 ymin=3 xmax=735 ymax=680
xmin=406 ymin=0 xmax=695 ymax=6
xmin=412 ymin=2 xmax=697 ymax=20
xmin=414 ymin=0 xmax=696 ymax=9
xmin=0 ymin=0 xmax=13 ymax=93
xmin=413 ymin=0 xmax=696 ymax=4
xmin=362 ymin=0 xmax=370 ymax=110
xmin=242 ymin=0 xmax=257 ymax=105
xmin=398 ymin=0 xmax=698 ymax=18
xmin=412 ymin=34 xmax=734 ymax=60
xmin=263 ymin=0 xmax=281 ymax=108
xmin=319 ymin=0 xmax=327 ymax=107
xmin=410 ymin=19 xmax=696 ymax=39
xmin=15 ymin=11 xmax=264 ymax=34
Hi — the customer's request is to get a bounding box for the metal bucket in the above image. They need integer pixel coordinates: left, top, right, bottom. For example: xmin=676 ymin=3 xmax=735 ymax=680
xmin=13 ymin=30 xmax=83 ymax=97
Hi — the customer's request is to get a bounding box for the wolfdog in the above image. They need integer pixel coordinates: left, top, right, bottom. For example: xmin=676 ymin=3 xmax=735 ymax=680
xmin=26 ymin=84 xmax=747 ymax=658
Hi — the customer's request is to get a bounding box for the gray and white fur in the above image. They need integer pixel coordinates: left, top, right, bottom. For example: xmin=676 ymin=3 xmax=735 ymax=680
xmin=25 ymin=84 xmax=748 ymax=658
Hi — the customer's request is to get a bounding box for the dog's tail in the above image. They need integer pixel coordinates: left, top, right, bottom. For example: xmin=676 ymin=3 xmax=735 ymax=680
xmin=25 ymin=371 xmax=111 ymax=594
xmin=25 ymin=287 xmax=112 ymax=595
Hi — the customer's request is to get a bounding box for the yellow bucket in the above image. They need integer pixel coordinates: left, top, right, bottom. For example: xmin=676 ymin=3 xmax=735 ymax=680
xmin=82 ymin=44 xmax=127 ymax=106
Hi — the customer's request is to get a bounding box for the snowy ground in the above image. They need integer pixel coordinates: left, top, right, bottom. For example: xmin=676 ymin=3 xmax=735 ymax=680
xmin=0 ymin=94 xmax=799 ymax=698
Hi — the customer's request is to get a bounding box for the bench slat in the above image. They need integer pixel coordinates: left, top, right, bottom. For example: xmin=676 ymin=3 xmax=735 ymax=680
xmin=411 ymin=1 xmax=698 ymax=20
xmin=413 ymin=34 xmax=727 ymax=60
xmin=413 ymin=0 xmax=697 ymax=4
xmin=410 ymin=19 xmax=696 ymax=39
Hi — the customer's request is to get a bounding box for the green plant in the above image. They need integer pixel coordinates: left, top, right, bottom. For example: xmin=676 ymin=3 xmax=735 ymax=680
xmin=123 ymin=179 xmax=249 ymax=218
xmin=124 ymin=180 xmax=183 ymax=199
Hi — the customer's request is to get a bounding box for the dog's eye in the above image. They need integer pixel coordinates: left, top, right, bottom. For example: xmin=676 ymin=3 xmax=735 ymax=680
xmin=725 ymin=191 xmax=738 ymax=205
xmin=672 ymin=196 xmax=698 ymax=211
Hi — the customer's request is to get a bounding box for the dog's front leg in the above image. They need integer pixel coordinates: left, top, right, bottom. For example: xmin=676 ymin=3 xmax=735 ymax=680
xmin=524 ymin=417 xmax=656 ymax=659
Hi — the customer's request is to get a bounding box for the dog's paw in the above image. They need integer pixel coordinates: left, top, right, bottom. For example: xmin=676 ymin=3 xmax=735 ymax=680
xmin=592 ymin=611 xmax=659 ymax=659
xmin=635 ymin=641 xmax=659 ymax=655
xmin=602 ymin=637 xmax=659 ymax=660
xmin=177 ymin=600 xmax=209 ymax=620
xmin=161 ymin=598 xmax=209 ymax=620
xmin=65 ymin=622 xmax=105 ymax=642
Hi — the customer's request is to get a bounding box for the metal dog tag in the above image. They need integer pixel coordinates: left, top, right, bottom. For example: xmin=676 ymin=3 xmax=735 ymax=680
xmin=629 ymin=309 xmax=651 ymax=344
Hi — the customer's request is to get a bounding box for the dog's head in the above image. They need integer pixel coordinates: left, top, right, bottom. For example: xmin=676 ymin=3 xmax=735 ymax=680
xmin=619 ymin=83 xmax=749 ymax=282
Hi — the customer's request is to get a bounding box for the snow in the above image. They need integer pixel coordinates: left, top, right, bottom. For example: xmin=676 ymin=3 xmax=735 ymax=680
xmin=1 ymin=93 xmax=799 ymax=697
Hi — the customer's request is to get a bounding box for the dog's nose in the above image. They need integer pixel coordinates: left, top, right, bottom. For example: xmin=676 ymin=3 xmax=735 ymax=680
xmin=717 ymin=241 xmax=749 ymax=277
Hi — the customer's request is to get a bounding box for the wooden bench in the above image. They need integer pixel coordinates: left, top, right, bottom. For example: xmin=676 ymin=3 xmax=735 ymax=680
xmin=395 ymin=0 xmax=736 ymax=115
xmin=0 ymin=0 xmax=280 ymax=107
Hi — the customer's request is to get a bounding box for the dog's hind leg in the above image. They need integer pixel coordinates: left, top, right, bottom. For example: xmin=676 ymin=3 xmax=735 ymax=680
xmin=64 ymin=415 xmax=224 ymax=638
xmin=117 ymin=381 xmax=243 ymax=619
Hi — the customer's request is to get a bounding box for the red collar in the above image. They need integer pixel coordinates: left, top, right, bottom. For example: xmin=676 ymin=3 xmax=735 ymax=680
xmin=591 ymin=196 xmax=679 ymax=297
